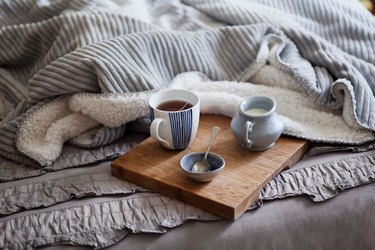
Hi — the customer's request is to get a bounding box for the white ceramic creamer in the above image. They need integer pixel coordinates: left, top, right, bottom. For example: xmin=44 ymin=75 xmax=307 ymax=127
xmin=231 ymin=96 xmax=284 ymax=151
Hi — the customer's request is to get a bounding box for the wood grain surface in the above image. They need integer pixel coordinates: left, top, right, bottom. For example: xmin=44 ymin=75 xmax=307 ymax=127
xmin=111 ymin=115 xmax=309 ymax=220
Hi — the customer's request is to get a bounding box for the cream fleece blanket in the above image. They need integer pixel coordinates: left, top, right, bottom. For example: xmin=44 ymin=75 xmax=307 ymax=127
xmin=16 ymin=71 xmax=375 ymax=166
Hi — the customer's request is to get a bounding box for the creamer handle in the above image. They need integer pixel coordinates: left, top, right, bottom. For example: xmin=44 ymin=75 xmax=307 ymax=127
xmin=245 ymin=121 xmax=254 ymax=148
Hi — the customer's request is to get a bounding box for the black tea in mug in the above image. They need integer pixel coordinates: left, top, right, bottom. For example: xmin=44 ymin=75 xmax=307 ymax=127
xmin=157 ymin=100 xmax=193 ymax=111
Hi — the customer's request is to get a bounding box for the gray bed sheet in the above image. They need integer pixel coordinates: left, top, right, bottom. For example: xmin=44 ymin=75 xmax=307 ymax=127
xmin=38 ymin=150 xmax=375 ymax=250
xmin=99 ymin=185 xmax=375 ymax=250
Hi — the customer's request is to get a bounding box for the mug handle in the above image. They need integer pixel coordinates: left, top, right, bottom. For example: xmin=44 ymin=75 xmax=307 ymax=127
xmin=244 ymin=121 xmax=254 ymax=148
xmin=150 ymin=118 xmax=171 ymax=148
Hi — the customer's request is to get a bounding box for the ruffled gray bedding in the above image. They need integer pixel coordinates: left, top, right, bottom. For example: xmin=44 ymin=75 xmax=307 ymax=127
xmin=0 ymin=0 xmax=375 ymax=249
xmin=1 ymin=149 xmax=374 ymax=249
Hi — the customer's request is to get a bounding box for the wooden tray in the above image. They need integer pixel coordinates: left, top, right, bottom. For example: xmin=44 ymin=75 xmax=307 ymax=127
xmin=111 ymin=115 xmax=309 ymax=220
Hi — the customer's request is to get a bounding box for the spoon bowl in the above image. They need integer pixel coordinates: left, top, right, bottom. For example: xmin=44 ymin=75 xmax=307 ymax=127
xmin=180 ymin=152 xmax=225 ymax=182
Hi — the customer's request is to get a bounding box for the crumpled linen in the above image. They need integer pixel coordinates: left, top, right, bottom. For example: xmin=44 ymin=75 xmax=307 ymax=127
xmin=1 ymin=0 xmax=375 ymax=169
xmin=0 ymin=150 xmax=374 ymax=249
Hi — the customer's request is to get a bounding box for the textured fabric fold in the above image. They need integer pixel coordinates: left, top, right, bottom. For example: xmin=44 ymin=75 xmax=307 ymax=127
xmin=0 ymin=133 xmax=147 ymax=182
xmin=0 ymin=0 xmax=375 ymax=248
xmin=2 ymin=0 xmax=375 ymax=168
xmin=13 ymin=69 xmax=375 ymax=167
xmin=261 ymin=151 xmax=375 ymax=202
xmin=15 ymin=91 xmax=152 ymax=166
xmin=0 ymin=150 xmax=374 ymax=218
xmin=15 ymin=96 xmax=101 ymax=166
xmin=0 ymin=193 xmax=218 ymax=249
xmin=0 ymin=100 xmax=49 ymax=168
xmin=68 ymin=125 xmax=127 ymax=148
xmin=0 ymin=173 xmax=149 ymax=215
xmin=0 ymin=150 xmax=374 ymax=248
xmin=171 ymin=72 xmax=375 ymax=144
xmin=185 ymin=0 xmax=375 ymax=130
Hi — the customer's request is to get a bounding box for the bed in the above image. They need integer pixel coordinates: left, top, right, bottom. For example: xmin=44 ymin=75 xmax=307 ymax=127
xmin=0 ymin=0 xmax=374 ymax=249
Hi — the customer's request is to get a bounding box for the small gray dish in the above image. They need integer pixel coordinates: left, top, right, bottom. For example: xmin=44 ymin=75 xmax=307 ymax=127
xmin=180 ymin=152 xmax=225 ymax=182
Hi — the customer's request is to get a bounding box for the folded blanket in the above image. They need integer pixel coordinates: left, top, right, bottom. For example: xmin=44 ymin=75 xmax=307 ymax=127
xmin=15 ymin=71 xmax=375 ymax=166
xmin=1 ymin=0 xmax=375 ymax=168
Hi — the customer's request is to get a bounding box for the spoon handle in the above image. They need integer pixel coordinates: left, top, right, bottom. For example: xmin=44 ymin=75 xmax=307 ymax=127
xmin=204 ymin=126 xmax=221 ymax=159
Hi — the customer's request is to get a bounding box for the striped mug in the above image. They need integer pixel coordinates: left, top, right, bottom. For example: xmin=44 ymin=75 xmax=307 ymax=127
xmin=149 ymin=89 xmax=200 ymax=150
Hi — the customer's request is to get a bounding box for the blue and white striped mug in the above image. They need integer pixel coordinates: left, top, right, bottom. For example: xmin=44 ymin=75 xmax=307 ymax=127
xmin=149 ymin=89 xmax=200 ymax=150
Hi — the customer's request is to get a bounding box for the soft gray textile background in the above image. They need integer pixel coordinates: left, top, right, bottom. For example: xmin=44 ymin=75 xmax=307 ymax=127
xmin=0 ymin=0 xmax=375 ymax=249
xmin=21 ymin=151 xmax=375 ymax=250
xmin=0 ymin=0 xmax=375 ymax=168
xmin=0 ymin=149 xmax=374 ymax=249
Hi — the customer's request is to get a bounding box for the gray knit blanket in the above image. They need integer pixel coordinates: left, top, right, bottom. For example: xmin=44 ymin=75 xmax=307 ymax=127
xmin=1 ymin=0 xmax=375 ymax=169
